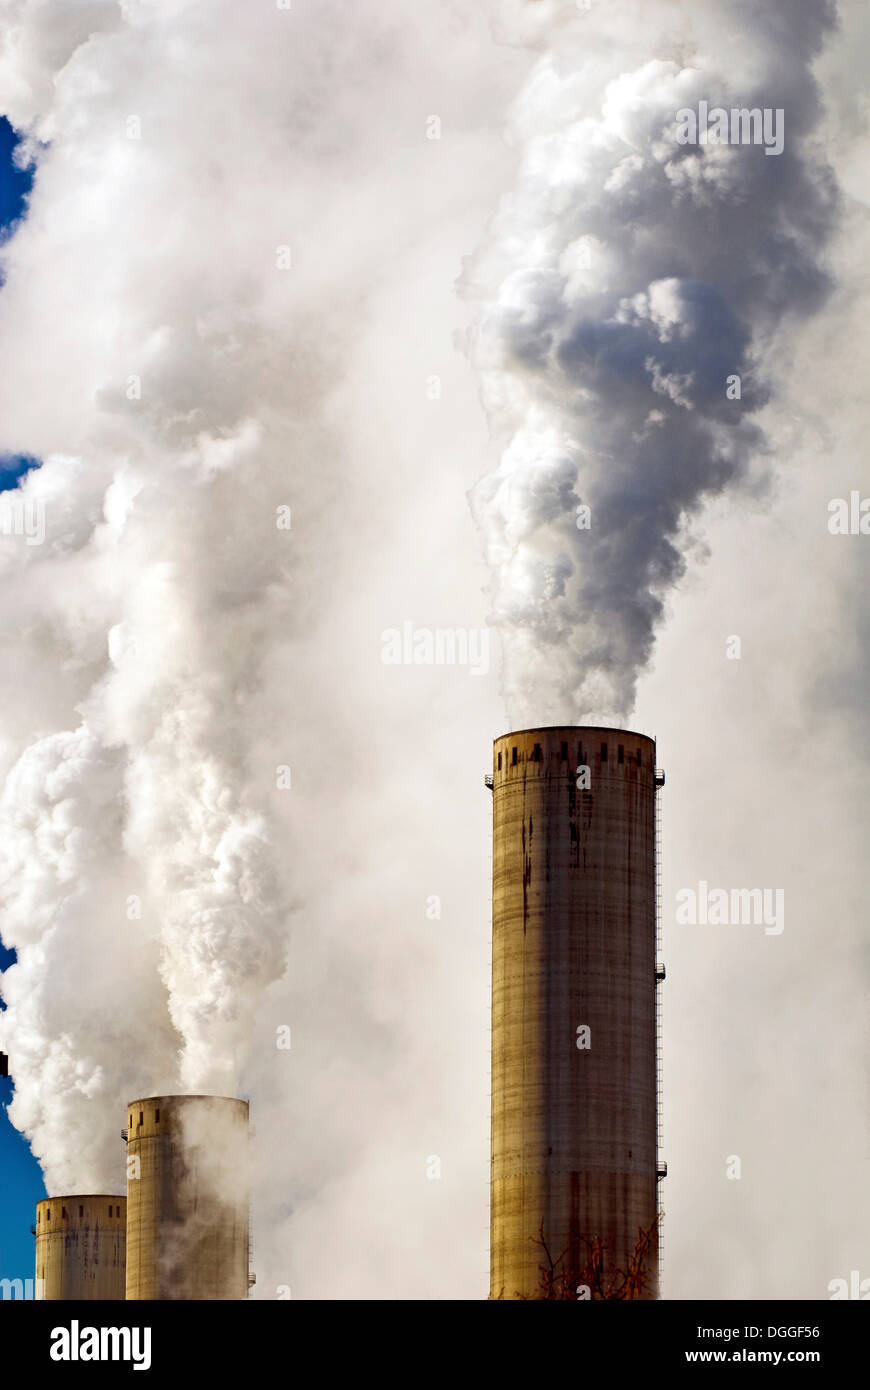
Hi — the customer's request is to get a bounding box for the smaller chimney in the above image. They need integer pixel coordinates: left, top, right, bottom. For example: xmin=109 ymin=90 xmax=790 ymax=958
xmin=35 ymin=1197 xmax=126 ymax=1300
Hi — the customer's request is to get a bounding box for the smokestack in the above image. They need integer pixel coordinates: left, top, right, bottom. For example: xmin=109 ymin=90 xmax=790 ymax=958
xmin=489 ymin=726 xmax=663 ymax=1300
xmin=34 ymin=1196 xmax=126 ymax=1300
xmin=125 ymin=1095 xmax=250 ymax=1301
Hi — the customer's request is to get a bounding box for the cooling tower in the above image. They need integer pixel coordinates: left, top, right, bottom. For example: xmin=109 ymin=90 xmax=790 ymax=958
xmin=34 ymin=1196 xmax=126 ymax=1300
xmin=125 ymin=1095 xmax=250 ymax=1301
xmin=489 ymin=726 xmax=662 ymax=1300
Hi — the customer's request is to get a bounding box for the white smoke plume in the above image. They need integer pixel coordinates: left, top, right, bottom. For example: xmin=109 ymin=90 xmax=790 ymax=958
xmin=464 ymin=0 xmax=840 ymax=725
xmin=0 ymin=0 xmax=401 ymax=1193
xmin=0 ymin=357 xmax=290 ymax=1188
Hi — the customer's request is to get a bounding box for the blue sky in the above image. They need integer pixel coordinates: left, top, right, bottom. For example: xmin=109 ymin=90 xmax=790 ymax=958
xmin=0 ymin=114 xmax=44 ymax=1291
xmin=0 ymin=116 xmax=31 ymax=235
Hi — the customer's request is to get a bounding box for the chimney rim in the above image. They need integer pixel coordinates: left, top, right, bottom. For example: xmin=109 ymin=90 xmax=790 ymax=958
xmin=493 ymin=724 xmax=655 ymax=745
xmin=125 ymin=1093 xmax=249 ymax=1109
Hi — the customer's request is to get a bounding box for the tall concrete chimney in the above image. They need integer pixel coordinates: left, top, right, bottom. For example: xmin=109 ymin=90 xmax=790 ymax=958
xmin=125 ymin=1095 xmax=250 ymax=1300
xmin=489 ymin=726 xmax=662 ymax=1300
xmin=34 ymin=1196 xmax=126 ymax=1299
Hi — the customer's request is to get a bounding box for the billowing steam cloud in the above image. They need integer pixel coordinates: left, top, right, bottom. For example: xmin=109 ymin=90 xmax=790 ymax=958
xmin=0 ymin=427 xmax=291 ymax=1195
xmin=0 ymin=0 xmax=368 ymax=1194
xmin=465 ymin=0 xmax=839 ymax=725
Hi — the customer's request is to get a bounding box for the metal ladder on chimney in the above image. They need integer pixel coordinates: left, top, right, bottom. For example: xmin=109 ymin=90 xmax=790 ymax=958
xmin=247 ymin=1201 xmax=256 ymax=1293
